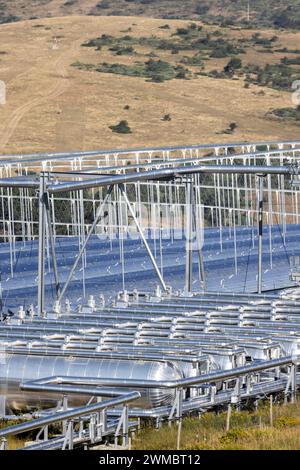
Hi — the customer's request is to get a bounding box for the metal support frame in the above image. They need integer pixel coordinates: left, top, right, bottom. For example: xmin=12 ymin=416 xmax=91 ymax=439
xmin=114 ymin=404 xmax=129 ymax=448
xmin=168 ymin=388 xmax=183 ymax=423
xmin=185 ymin=181 xmax=193 ymax=294
xmin=257 ymin=175 xmax=265 ymax=294
xmin=285 ymin=363 xmax=298 ymax=403
xmin=36 ymin=424 xmax=49 ymax=442
xmin=191 ymin=180 xmax=206 ymax=289
xmin=62 ymin=420 xmax=74 ymax=450
xmin=58 ymin=185 xmax=114 ymax=303
xmin=231 ymin=377 xmax=241 ymax=410
xmin=0 ymin=438 xmax=7 ymax=450
xmin=184 ymin=177 xmax=205 ymax=292
xmin=0 ymin=384 xmax=140 ymax=450
xmin=44 ymin=190 xmax=60 ymax=297
xmin=119 ymin=184 xmax=167 ymax=292
xmin=291 ymin=363 xmax=297 ymax=403
xmin=1 ymin=159 xmax=298 ymax=313
xmin=0 ymin=395 xmax=6 ymax=419
xmin=37 ymin=173 xmax=46 ymax=315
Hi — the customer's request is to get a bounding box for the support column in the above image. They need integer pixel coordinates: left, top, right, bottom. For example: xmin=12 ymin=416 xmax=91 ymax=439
xmin=37 ymin=173 xmax=46 ymax=315
xmin=192 ymin=179 xmax=205 ymax=289
xmin=44 ymin=190 xmax=60 ymax=298
xmin=257 ymin=175 xmax=264 ymax=294
xmin=185 ymin=180 xmax=193 ymax=293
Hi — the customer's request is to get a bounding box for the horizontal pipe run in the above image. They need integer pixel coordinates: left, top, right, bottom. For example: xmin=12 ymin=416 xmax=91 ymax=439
xmin=1 ymin=139 xmax=299 ymax=164
xmin=26 ymin=355 xmax=299 ymax=389
xmin=0 ymin=391 xmax=140 ymax=438
xmin=63 ymin=148 xmax=300 ymax=176
xmin=0 ymin=178 xmax=40 ymax=188
xmin=0 ymin=164 xmax=293 ymax=191
xmin=2 ymin=345 xmax=209 ymax=365
xmin=47 ymin=164 xmax=292 ymax=194
xmin=20 ymin=383 xmax=134 ymax=398
xmin=114 ymin=375 xmax=300 ymax=419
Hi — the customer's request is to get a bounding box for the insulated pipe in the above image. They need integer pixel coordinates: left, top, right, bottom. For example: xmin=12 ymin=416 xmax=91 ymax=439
xmin=58 ymin=148 xmax=300 ymax=175
xmin=0 ymin=178 xmax=40 ymax=189
xmin=114 ymin=376 xmax=300 ymax=418
xmin=1 ymin=140 xmax=299 ymax=163
xmin=47 ymin=165 xmax=293 ymax=194
xmin=1 ymin=346 xmax=209 ymax=365
xmin=31 ymin=355 xmax=298 ymax=389
xmin=0 ymin=164 xmax=292 ymax=191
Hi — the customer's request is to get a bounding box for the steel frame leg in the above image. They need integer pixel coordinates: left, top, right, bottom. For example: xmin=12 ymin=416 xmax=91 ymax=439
xmin=58 ymin=185 xmax=113 ymax=302
xmin=119 ymin=184 xmax=167 ymax=292
xmin=257 ymin=175 xmax=264 ymax=294
xmin=37 ymin=173 xmax=46 ymax=315
xmin=185 ymin=181 xmax=193 ymax=293
xmin=44 ymin=191 xmax=61 ymax=297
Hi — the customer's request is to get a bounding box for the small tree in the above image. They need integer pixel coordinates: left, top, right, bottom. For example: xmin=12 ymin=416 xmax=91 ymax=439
xmin=229 ymin=122 xmax=237 ymax=133
xmin=224 ymin=57 xmax=242 ymax=74
xmin=109 ymin=120 xmax=132 ymax=134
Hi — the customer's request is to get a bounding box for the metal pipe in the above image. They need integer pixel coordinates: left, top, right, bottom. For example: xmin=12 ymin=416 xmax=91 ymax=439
xmin=0 ymin=178 xmax=40 ymax=189
xmin=2 ymin=347 xmax=209 ymax=365
xmin=58 ymin=148 xmax=300 ymax=176
xmin=47 ymin=164 xmax=292 ymax=194
xmin=0 ymin=165 xmax=295 ymax=194
xmin=30 ymin=356 xmax=298 ymax=389
xmin=1 ymin=140 xmax=299 ymax=164
xmin=0 ymin=391 xmax=140 ymax=438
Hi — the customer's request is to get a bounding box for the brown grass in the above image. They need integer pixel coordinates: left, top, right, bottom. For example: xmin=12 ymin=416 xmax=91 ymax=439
xmin=0 ymin=15 xmax=299 ymax=155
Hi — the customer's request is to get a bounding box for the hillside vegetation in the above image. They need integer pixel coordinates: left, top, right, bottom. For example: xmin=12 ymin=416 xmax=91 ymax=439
xmin=0 ymin=15 xmax=299 ymax=155
xmin=133 ymin=400 xmax=300 ymax=450
xmin=1 ymin=1 xmax=300 ymax=29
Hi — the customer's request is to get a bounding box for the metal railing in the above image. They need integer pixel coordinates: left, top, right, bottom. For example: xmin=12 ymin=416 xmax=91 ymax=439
xmin=0 ymin=388 xmax=140 ymax=450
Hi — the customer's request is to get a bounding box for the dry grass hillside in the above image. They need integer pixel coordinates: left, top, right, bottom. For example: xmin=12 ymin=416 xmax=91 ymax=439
xmin=0 ymin=15 xmax=299 ymax=154
xmin=1 ymin=1 xmax=300 ymax=28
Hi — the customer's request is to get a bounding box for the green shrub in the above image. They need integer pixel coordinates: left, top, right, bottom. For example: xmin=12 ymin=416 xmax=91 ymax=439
xmin=109 ymin=45 xmax=135 ymax=55
xmin=271 ymin=107 xmax=300 ymax=121
xmin=210 ymin=42 xmax=242 ymax=58
xmin=275 ymin=416 xmax=300 ymax=428
xmin=220 ymin=428 xmax=249 ymax=444
xmin=96 ymin=62 xmax=145 ymax=77
xmin=109 ymin=120 xmax=132 ymax=134
xmin=224 ymin=57 xmax=242 ymax=74
xmin=180 ymin=54 xmax=203 ymax=66
xmin=145 ymin=59 xmax=176 ymax=81
xmin=82 ymin=34 xmax=114 ymax=48
xmin=281 ymin=56 xmax=300 ymax=66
